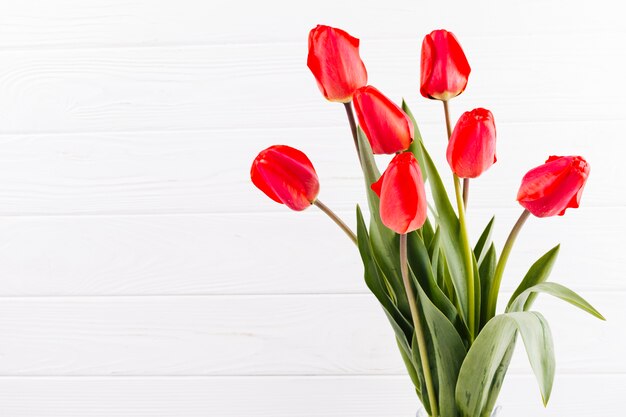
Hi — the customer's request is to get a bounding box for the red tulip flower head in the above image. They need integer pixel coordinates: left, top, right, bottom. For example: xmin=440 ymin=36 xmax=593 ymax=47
xmin=517 ymin=156 xmax=590 ymax=218
xmin=251 ymin=145 xmax=320 ymax=211
xmin=446 ymin=108 xmax=497 ymax=178
xmin=420 ymin=29 xmax=471 ymax=101
xmin=353 ymin=85 xmax=414 ymax=154
xmin=371 ymin=152 xmax=427 ymax=234
xmin=307 ymin=25 xmax=368 ymax=103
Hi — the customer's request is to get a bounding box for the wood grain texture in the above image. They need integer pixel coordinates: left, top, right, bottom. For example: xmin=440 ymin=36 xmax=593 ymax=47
xmin=0 ymin=34 xmax=623 ymax=135
xmin=0 ymin=375 xmax=622 ymax=417
xmin=0 ymin=122 xmax=622 ymax=215
xmin=0 ymin=0 xmax=623 ymax=47
xmin=0 ymin=208 xmax=622 ymax=296
xmin=0 ymin=293 xmax=617 ymax=376
xmin=0 ymin=0 xmax=623 ymax=415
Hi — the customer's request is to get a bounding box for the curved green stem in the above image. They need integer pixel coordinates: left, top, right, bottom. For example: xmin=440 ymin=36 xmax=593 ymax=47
xmin=442 ymin=100 xmax=453 ymax=139
xmin=444 ymin=101 xmax=475 ymax=341
xmin=400 ymin=234 xmax=438 ymax=417
xmin=343 ymin=102 xmax=361 ymax=163
xmin=462 ymin=178 xmax=470 ymax=208
xmin=313 ymin=200 xmax=357 ymax=245
xmin=443 ymin=101 xmax=470 ymax=208
xmin=486 ymin=209 xmax=531 ymax=318
xmin=453 ymin=175 xmax=475 ymax=342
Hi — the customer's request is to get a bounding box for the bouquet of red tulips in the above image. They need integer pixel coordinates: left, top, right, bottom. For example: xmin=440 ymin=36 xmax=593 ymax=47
xmin=251 ymin=25 xmax=604 ymax=417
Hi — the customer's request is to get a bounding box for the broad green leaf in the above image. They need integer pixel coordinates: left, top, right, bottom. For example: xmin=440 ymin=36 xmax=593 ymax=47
xmin=422 ymin=216 xmax=435 ymax=247
xmin=411 ymin=284 xmax=467 ymax=417
xmin=474 ymin=216 xmax=495 ymax=266
xmin=404 ymin=100 xmax=469 ymax=325
xmin=456 ymin=312 xmax=555 ymax=416
xmin=407 ymin=231 xmax=469 ymax=341
xmin=507 ymin=245 xmax=560 ymax=311
xmin=397 ymin=337 xmax=422 ymax=397
xmin=427 ymin=227 xmax=442 ymax=285
xmin=507 ymin=282 xmax=605 ymax=320
xmin=357 ymin=130 xmax=410 ymax=318
xmin=482 ymin=341 xmax=516 ymax=415
xmin=478 ymin=244 xmax=497 ymax=330
xmin=411 ymin=333 xmax=432 ymax=414
xmin=472 ymin=251 xmax=481 ymax=337
xmin=402 ymin=100 xmax=428 ymax=183
xmin=356 ymin=206 xmax=412 ymax=344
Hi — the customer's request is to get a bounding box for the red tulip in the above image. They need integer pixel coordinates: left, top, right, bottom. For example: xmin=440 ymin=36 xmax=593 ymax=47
xmin=353 ymin=85 xmax=414 ymax=154
xmin=517 ymin=156 xmax=590 ymax=218
xmin=371 ymin=152 xmax=427 ymax=234
xmin=307 ymin=25 xmax=368 ymax=103
xmin=251 ymin=145 xmax=320 ymax=211
xmin=446 ymin=108 xmax=497 ymax=178
xmin=420 ymin=29 xmax=471 ymax=101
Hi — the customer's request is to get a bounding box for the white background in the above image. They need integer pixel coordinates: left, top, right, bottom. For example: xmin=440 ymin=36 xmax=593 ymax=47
xmin=0 ymin=1 xmax=624 ymax=416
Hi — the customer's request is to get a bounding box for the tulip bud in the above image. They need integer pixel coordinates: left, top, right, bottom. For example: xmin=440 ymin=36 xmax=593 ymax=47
xmin=353 ymin=85 xmax=414 ymax=155
xmin=446 ymin=108 xmax=497 ymax=178
xmin=420 ymin=29 xmax=471 ymax=101
xmin=251 ymin=145 xmax=320 ymax=211
xmin=517 ymin=156 xmax=590 ymax=218
xmin=307 ymin=25 xmax=368 ymax=103
xmin=371 ymin=152 xmax=427 ymax=234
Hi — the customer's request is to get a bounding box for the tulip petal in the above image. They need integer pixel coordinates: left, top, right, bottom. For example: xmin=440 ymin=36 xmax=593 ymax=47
xmin=354 ymin=86 xmax=414 ymax=155
xmin=307 ymin=25 xmax=368 ymax=103
xmin=517 ymin=156 xmax=589 ymax=218
xmin=251 ymin=145 xmax=320 ymax=211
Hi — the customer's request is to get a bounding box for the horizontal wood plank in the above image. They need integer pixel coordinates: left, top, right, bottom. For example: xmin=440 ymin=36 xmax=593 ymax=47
xmin=0 ymin=35 xmax=624 ymax=135
xmin=0 ymin=0 xmax=623 ymax=48
xmin=0 ymin=293 xmax=616 ymax=376
xmin=0 ymin=374 xmax=621 ymax=417
xmin=0 ymin=208 xmax=622 ymax=296
xmin=0 ymin=122 xmax=621 ymax=216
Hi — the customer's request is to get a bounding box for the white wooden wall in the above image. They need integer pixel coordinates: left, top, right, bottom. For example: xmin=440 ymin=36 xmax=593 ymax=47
xmin=0 ymin=1 xmax=624 ymax=416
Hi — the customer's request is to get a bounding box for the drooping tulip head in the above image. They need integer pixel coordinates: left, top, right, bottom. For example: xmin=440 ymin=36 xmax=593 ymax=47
xmin=420 ymin=29 xmax=471 ymax=101
xmin=353 ymin=85 xmax=414 ymax=155
xmin=307 ymin=25 xmax=368 ymax=103
xmin=371 ymin=152 xmax=427 ymax=234
xmin=517 ymin=156 xmax=590 ymax=218
xmin=251 ymin=145 xmax=320 ymax=211
xmin=446 ymin=108 xmax=497 ymax=178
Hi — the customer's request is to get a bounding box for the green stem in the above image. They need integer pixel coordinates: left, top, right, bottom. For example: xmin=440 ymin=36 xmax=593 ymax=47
xmin=313 ymin=200 xmax=357 ymax=245
xmin=442 ymin=100 xmax=453 ymax=139
xmin=400 ymin=234 xmax=439 ymax=417
xmin=462 ymin=178 xmax=469 ymax=208
xmin=443 ymin=101 xmax=470 ymax=208
xmin=343 ymin=101 xmax=361 ymax=163
xmin=486 ymin=209 xmax=531 ymax=318
xmin=453 ymin=175 xmax=475 ymax=342
xmin=444 ymin=100 xmax=475 ymax=342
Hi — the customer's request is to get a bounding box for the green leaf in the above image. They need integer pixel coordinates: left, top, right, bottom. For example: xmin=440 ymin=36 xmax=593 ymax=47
xmin=356 ymin=206 xmax=412 ymax=345
xmin=474 ymin=216 xmax=495 ymax=266
xmin=456 ymin=312 xmax=555 ymax=416
xmin=478 ymin=244 xmax=497 ymax=330
xmin=507 ymin=282 xmax=606 ymax=320
xmin=402 ymin=100 xmax=428 ymax=183
xmin=356 ymin=130 xmax=411 ymax=318
xmin=404 ymin=100 xmax=470 ymax=326
xmin=397 ymin=337 xmax=422 ymax=398
xmin=407 ymin=231 xmax=469 ymax=341
xmin=507 ymin=245 xmax=560 ymax=311
xmin=482 ymin=341 xmax=516 ymax=415
xmin=420 ymin=143 xmax=469 ymax=324
xmin=414 ymin=284 xmax=467 ymax=417
xmin=427 ymin=227 xmax=442 ymax=286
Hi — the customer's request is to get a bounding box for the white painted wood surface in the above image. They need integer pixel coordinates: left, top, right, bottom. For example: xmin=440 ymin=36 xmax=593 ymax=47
xmin=0 ymin=0 xmax=624 ymax=416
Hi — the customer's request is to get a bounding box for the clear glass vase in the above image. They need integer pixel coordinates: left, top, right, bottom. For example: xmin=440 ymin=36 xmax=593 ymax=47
xmin=416 ymin=406 xmax=502 ymax=417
